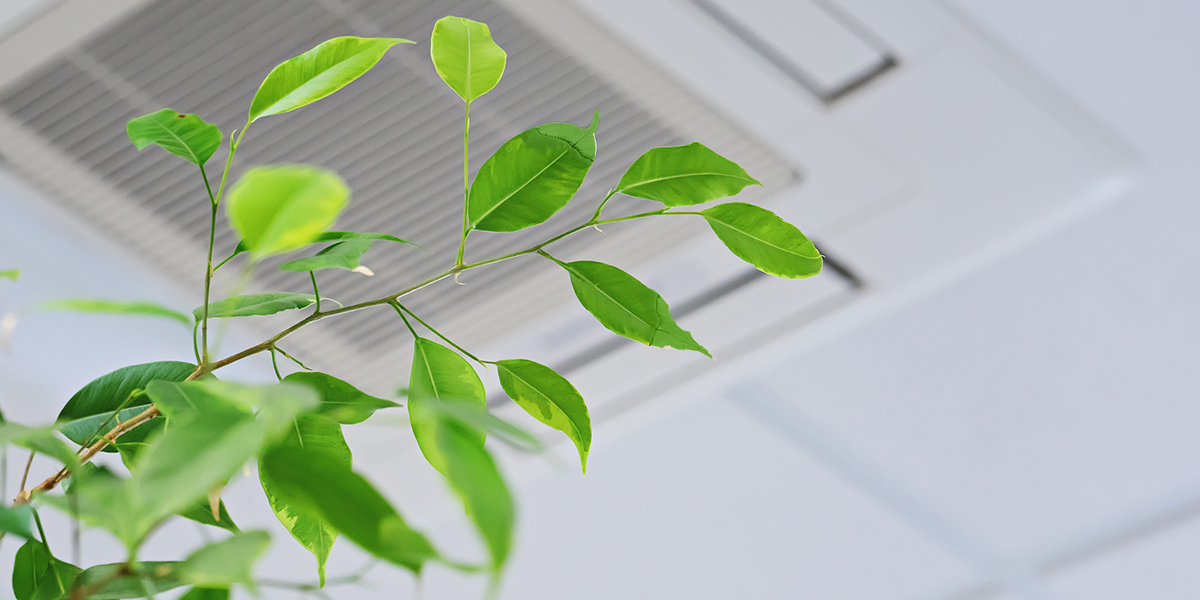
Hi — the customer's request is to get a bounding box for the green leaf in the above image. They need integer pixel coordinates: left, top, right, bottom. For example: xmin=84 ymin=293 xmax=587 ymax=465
xmin=260 ymin=446 xmax=437 ymax=573
xmin=178 ymin=498 xmax=239 ymax=534
xmin=283 ymin=372 xmax=399 ymax=424
xmin=468 ymin=113 xmax=599 ymax=232
xmin=496 ymin=359 xmax=590 ymax=471
xmin=75 ymin=561 xmax=185 ymax=598
xmin=126 ymin=109 xmax=223 ymax=166
xmin=0 ymin=423 xmax=80 ymax=469
xmin=408 ymin=337 xmax=486 ymax=474
xmin=427 ymin=412 xmax=514 ymax=572
xmin=1 ymin=269 xmax=19 ymax=281
xmin=137 ymin=381 xmax=315 ymax=530
xmin=36 ymin=298 xmax=190 ymax=326
xmin=249 ymin=37 xmax=410 ymax=123
xmin=225 ymin=231 xmax=424 ymax=264
xmin=552 ymin=258 xmax=710 ymax=357
xmin=178 ymin=587 xmax=229 ymax=600
xmin=430 ymin=16 xmax=507 ymax=103
xmin=226 ymin=166 xmax=350 ymax=260
xmin=701 ymin=202 xmax=823 ymax=278
xmin=181 ymin=530 xmax=271 ymax=590
xmin=13 ymin=540 xmax=79 ymax=600
xmin=43 ymin=465 xmax=147 ymax=549
xmin=194 ymin=292 xmax=324 ymax=320
xmin=259 ymin=414 xmax=351 ymax=586
xmin=279 ymin=239 xmax=372 ymax=272
xmin=418 ymin=401 xmax=543 ymax=454
xmin=0 ymin=505 xmax=34 ymax=539
xmin=59 ymin=406 xmax=156 ymax=455
xmin=57 ymin=361 xmax=194 ymax=452
xmin=616 ymin=142 xmax=761 ymax=206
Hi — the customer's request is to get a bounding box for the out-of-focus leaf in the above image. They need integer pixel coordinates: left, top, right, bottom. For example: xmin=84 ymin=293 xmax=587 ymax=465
xmin=0 ymin=505 xmax=34 ymax=539
xmin=701 ymin=202 xmax=823 ymax=278
xmin=496 ymin=359 xmax=590 ymax=470
xmin=428 ymin=412 xmax=514 ymax=572
xmin=178 ymin=498 xmax=239 ymax=534
xmin=180 ymin=530 xmax=271 ymax=590
xmin=0 ymin=423 xmax=80 ymax=469
xmin=178 ymin=587 xmax=229 ymax=600
xmin=419 ymin=401 xmax=542 ymax=454
xmin=279 ymin=240 xmax=371 ymax=272
xmin=430 ymin=16 xmax=506 ymax=103
xmin=259 ymin=414 xmax=351 ymax=586
xmin=283 ymin=372 xmax=399 ymax=424
xmin=408 ymin=337 xmax=486 ymax=474
xmin=226 ymin=166 xmax=349 ymax=260
xmin=551 ymin=258 xmax=710 ymax=357
xmin=194 ymin=293 xmax=326 ymax=320
xmin=468 ymin=113 xmax=598 ymax=232
xmin=126 ymin=109 xmax=222 ymax=166
xmin=615 ymin=142 xmax=760 ymax=206
xmin=1 ymin=270 xmax=19 ymax=281
xmin=250 ymin=37 xmax=410 ymax=123
xmin=260 ymin=446 xmax=437 ymax=573
xmin=37 ymin=299 xmax=190 ymax=326
xmin=56 ymin=361 xmax=194 ymax=452
xmin=75 ymin=561 xmax=185 ymax=598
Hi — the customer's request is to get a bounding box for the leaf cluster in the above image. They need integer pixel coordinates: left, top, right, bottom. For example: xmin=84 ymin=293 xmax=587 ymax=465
xmin=0 ymin=14 xmax=822 ymax=599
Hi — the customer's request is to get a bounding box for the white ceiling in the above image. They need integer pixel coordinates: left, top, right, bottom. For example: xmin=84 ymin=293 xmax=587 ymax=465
xmin=2 ymin=0 xmax=1199 ymax=598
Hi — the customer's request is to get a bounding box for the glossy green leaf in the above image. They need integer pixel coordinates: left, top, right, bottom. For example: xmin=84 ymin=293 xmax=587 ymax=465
xmin=0 ymin=423 xmax=80 ymax=469
xmin=194 ymin=292 xmax=322 ymax=320
xmin=496 ymin=359 xmax=590 ymax=471
xmin=408 ymin=337 xmax=486 ymax=474
xmin=552 ymin=259 xmax=710 ymax=357
xmin=57 ymin=361 xmax=194 ymax=452
xmin=75 ymin=561 xmax=185 ymax=598
xmin=260 ymin=446 xmax=437 ymax=573
xmin=0 ymin=505 xmax=34 ymax=539
xmin=224 ymin=231 xmax=424 ymax=264
xmin=468 ymin=113 xmax=599 ymax=232
xmin=1 ymin=269 xmax=19 ymax=281
xmin=616 ymin=142 xmax=761 ymax=206
xmin=430 ymin=16 xmax=506 ymax=103
xmin=283 ymin=372 xmax=399 ymax=424
xmin=126 ymin=109 xmax=222 ymax=166
xmin=259 ymin=414 xmax=351 ymax=586
xmin=249 ymin=37 xmax=410 ymax=123
xmin=279 ymin=239 xmax=372 ymax=272
xmin=181 ymin=530 xmax=271 ymax=589
xmin=13 ymin=540 xmax=79 ymax=600
xmin=428 ymin=413 xmax=514 ymax=572
xmin=37 ymin=299 xmax=190 ymax=326
xmin=226 ymin=166 xmax=350 ymax=260
xmin=701 ymin=202 xmax=823 ymax=278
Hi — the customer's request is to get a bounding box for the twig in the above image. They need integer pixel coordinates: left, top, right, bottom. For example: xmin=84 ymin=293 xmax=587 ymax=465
xmin=19 ymin=450 xmax=34 ymax=492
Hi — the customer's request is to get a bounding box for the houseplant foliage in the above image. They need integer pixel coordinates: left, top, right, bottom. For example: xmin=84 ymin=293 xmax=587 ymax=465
xmin=0 ymin=14 xmax=822 ymax=599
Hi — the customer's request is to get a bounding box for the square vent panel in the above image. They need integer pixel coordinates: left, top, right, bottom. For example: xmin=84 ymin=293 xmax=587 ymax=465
xmin=0 ymin=0 xmax=799 ymax=393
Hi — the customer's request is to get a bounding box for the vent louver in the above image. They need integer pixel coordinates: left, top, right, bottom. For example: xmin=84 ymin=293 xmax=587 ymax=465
xmin=0 ymin=0 xmax=795 ymax=393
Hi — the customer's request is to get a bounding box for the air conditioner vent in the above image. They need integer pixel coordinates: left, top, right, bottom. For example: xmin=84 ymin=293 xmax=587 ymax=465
xmin=0 ymin=0 xmax=796 ymax=392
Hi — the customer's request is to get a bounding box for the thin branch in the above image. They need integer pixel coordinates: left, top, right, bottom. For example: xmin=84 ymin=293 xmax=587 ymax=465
xmin=270 ymin=347 xmax=283 ymax=382
xmin=19 ymin=450 xmax=34 ymax=493
xmin=309 ymin=272 xmax=321 ymax=314
xmin=275 ymin=346 xmax=311 ymax=371
xmin=393 ymin=302 xmax=487 ymax=366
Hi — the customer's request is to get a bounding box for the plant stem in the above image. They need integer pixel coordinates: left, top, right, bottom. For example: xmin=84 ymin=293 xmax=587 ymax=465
xmin=270 ymin=347 xmax=282 ymax=382
xmin=392 ymin=302 xmax=485 ymax=365
xmin=199 ymin=165 xmax=218 ymax=364
xmin=310 ymin=271 xmax=321 ymax=313
xmin=456 ymin=101 xmax=471 ymax=268
xmin=275 ymin=345 xmax=310 ymax=371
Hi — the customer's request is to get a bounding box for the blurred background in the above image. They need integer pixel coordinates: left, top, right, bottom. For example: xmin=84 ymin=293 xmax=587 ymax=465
xmin=0 ymin=0 xmax=1197 ymax=598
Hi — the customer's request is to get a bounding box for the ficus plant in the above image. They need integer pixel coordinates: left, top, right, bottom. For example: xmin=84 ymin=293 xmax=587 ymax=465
xmin=0 ymin=14 xmax=822 ymax=600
